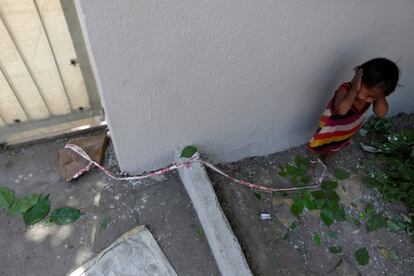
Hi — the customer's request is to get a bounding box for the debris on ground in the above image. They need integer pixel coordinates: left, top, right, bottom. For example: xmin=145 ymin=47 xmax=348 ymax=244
xmin=209 ymin=113 xmax=414 ymax=275
xmin=58 ymin=134 xmax=108 ymax=181
xmin=70 ymin=226 xmax=177 ymax=276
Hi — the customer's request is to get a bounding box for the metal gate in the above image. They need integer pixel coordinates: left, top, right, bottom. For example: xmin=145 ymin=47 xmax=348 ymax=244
xmin=0 ymin=0 xmax=103 ymax=145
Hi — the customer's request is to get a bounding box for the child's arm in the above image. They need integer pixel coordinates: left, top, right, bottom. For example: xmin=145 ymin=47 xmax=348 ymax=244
xmin=373 ymin=98 xmax=388 ymax=118
xmin=333 ymin=69 xmax=362 ymax=115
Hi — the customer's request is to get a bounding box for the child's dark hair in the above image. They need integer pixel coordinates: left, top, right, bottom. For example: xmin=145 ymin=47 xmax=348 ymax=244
xmin=356 ymin=58 xmax=399 ymax=96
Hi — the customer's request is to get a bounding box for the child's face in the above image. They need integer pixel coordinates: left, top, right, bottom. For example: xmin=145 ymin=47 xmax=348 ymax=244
xmin=357 ymin=84 xmax=386 ymax=103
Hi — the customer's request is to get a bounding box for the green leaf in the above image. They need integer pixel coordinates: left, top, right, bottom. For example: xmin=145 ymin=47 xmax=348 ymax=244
xmin=42 ymin=217 xmax=53 ymax=226
xmin=387 ymin=220 xmax=405 ymax=232
xmin=355 ymin=247 xmax=369 ymax=266
xmin=366 ymin=214 xmax=387 ymax=232
xmin=254 ymin=192 xmax=262 ymax=200
xmin=294 ymin=155 xmax=309 ymax=170
xmin=329 ymin=245 xmax=342 ymax=254
xmin=326 ymin=191 xmax=340 ymax=202
xmin=8 ymin=194 xmax=39 ymax=216
xmin=314 ymin=199 xmax=326 ymax=209
xmin=290 ymin=221 xmax=298 ymax=230
xmin=333 ymin=169 xmax=351 ymax=180
xmin=311 ymin=191 xmax=325 ymax=200
xmin=100 ymin=215 xmax=111 ymax=231
xmin=180 ymin=146 xmax=198 ymax=158
xmin=23 ymin=195 xmax=51 ymax=226
xmin=333 ymin=208 xmax=346 ymax=222
xmin=358 ymin=211 xmax=366 ymax=221
xmin=303 ymin=198 xmax=317 ymax=210
xmin=0 ymin=187 xmax=16 ymax=209
xmin=365 ymin=204 xmax=374 ymax=217
xmin=196 ymin=227 xmax=204 ymax=237
xmin=321 ymin=180 xmax=338 ymax=190
xmin=290 ymin=200 xmax=304 ymax=217
xmin=50 ymin=207 xmax=81 ymax=225
xmin=326 ymin=200 xmax=340 ymax=212
xmin=278 ymin=171 xmax=288 ymax=177
xmin=282 ymin=233 xmax=289 ymax=240
xmin=300 ymin=175 xmax=311 ymax=184
xmin=287 ymin=165 xmax=297 ymax=175
xmin=320 ymin=209 xmax=334 ymax=227
xmin=278 ymin=164 xmax=288 ymax=177
xmin=313 ymin=233 xmax=321 ymax=245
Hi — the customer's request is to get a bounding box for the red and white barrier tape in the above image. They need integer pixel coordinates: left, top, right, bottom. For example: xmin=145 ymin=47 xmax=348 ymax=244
xmin=65 ymin=143 xmax=327 ymax=193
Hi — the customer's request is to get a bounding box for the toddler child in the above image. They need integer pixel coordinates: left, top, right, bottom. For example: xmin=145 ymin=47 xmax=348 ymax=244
xmin=308 ymin=58 xmax=399 ymax=153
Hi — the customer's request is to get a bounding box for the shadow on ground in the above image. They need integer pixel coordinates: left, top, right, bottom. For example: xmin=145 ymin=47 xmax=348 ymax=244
xmin=0 ymin=131 xmax=219 ymax=276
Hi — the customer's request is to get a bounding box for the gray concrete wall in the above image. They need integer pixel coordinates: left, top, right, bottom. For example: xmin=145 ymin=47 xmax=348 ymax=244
xmin=75 ymin=0 xmax=414 ymax=172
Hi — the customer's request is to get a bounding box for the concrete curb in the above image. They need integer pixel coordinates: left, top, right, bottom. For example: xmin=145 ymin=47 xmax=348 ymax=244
xmin=178 ymin=154 xmax=252 ymax=276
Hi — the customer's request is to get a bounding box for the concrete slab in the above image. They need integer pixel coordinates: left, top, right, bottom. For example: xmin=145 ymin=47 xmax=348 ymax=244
xmin=70 ymin=226 xmax=177 ymax=276
xmin=178 ymin=156 xmax=252 ymax=275
xmin=0 ymin=131 xmax=219 ymax=276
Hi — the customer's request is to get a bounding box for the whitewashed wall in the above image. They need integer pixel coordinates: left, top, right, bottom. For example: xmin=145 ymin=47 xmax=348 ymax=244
xmin=76 ymin=0 xmax=414 ymax=172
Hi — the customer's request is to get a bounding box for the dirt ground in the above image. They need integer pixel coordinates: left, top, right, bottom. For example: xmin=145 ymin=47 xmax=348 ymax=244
xmin=1 ymin=113 xmax=413 ymax=276
xmin=208 ymin=113 xmax=414 ymax=276
xmin=0 ymin=131 xmax=219 ymax=276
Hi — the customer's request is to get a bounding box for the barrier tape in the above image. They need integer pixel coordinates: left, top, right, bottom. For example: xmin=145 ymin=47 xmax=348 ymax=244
xmin=65 ymin=143 xmax=327 ymax=193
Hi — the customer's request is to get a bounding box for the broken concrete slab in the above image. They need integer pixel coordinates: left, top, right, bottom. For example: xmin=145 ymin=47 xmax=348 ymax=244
xmin=70 ymin=225 xmax=177 ymax=276
xmin=58 ymin=134 xmax=108 ymax=181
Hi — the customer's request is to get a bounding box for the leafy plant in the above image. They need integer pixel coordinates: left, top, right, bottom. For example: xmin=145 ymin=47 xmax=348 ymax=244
xmin=289 ymin=221 xmax=298 ymax=230
xmin=8 ymin=194 xmax=40 ymax=216
xmin=49 ymin=207 xmax=81 ymax=225
xmin=196 ymin=227 xmax=204 ymax=237
xmin=360 ymin=116 xmax=393 ymax=147
xmin=362 ymin=117 xmax=414 ymax=210
xmin=366 ymin=214 xmax=387 ymax=233
xmin=355 ymin=247 xmax=370 ymax=266
xmin=100 ymin=215 xmax=111 ymax=231
xmin=0 ymin=187 xmax=16 ymax=209
xmin=313 ymin=233 xmax=321 ymax=245
xmin=279 ymin=155 xmax=312 ymax=185
xmin=181 ymin=145 xmax=198 ymax=158
xmin=0 ymin=186 xmax=80 ymax=227
xmin=329 ymin=245 xmax=342 ymax=254
xmin=290 ymin=181 xmax=344 ymax=227
xmin=254 ymin=192 xmax=262 ymax=200
xmin=280 ymin=155 xmax=346 ymax=227
xmin=23 ymin=195 xmax=51 ymax=226
xmin=387 ymin=214 xmax=413 ymax=235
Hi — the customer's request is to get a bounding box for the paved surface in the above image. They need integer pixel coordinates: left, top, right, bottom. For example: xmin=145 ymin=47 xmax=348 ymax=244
xmin=208 ymin=113 xmax=414 ymax=276
xmin=0 ymin=131 xmax=219 ymax=276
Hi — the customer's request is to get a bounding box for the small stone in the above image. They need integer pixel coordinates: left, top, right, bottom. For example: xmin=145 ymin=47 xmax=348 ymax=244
xmin=336 ymin=176 xmax=365 ymax=208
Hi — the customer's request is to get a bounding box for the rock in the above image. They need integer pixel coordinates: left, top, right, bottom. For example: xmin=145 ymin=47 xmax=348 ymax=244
xmin=336 ymin=176 xmax=365 ymax=209
xmin=274 ymin=198 xmax=295 ymax=227
xmin=58 ymin=134 xmax=108 ymax=181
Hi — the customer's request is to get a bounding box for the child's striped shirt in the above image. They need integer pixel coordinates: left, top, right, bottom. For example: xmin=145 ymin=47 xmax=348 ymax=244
xmin=308 ymin=82 xmax=370 ymax=153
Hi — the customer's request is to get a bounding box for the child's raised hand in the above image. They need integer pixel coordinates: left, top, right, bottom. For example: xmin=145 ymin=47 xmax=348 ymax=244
xmin=351 ymin=68 xmax=363 ymax=92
